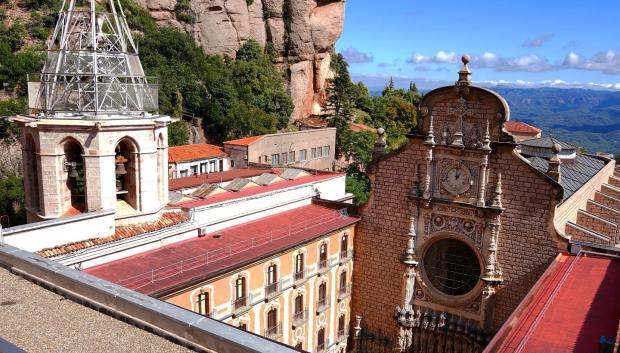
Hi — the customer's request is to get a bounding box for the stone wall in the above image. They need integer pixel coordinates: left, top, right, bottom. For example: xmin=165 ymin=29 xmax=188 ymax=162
xmin=136 ymin=0 xmax=345 ymax=121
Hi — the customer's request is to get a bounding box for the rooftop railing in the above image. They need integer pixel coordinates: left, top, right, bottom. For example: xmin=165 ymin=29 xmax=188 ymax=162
xmin=116 ymin=209 xmax=350 ymax=291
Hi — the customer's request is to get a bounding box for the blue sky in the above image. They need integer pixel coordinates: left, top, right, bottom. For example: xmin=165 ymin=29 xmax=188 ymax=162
xmin=336 ymin=0 xmax=620 ymax=90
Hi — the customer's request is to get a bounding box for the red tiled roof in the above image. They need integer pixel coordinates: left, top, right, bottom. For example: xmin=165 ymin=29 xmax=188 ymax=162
xmin=223 ymin=135 xmax=264 ymax=146
xmin=86 ymin=204 xmax=359 ymax=296
xmin=488 ymin=253 xmax=620 ymax=353
xmin=168 ymin=144 xmax=227 ymax=163
xmin=176 ymin=171 xmax=343 ymax=208
xmin=36 ymin=212 xmax=189 ymax=258
xmin=504 ymin=121 xmax=541 ymax=135
xmin=297 ymin=115 xmax=327 ymax=128
xmin=168 ymin=168 xmax=272 ymax=191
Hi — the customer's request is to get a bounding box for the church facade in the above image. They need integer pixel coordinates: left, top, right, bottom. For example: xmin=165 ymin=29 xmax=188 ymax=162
xmin=349 ymin=56 xmax=609 ymax=353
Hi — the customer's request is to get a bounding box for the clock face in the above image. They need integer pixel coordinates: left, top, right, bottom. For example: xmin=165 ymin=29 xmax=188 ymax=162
xmin=442 ymin=165 xmax=473 ymax=196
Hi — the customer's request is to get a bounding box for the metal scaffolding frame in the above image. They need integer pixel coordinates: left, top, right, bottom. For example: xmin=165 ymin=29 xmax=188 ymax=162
xmin=28 ymin=0 xmax=158 ymax=117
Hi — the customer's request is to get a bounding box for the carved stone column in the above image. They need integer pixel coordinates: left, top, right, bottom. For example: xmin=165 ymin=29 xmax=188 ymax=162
xmin=394 ymin=216 xmax=420 ymax=352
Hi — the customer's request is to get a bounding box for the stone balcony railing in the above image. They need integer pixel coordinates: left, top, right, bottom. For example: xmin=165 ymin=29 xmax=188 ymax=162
xmin=264 ymin=280 xmax=282 ymax=300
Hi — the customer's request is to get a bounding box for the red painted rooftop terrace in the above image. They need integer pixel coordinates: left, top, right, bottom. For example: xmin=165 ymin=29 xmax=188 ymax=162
xmin=86 ymin=204 xmax=359 ymax=296
xmin=486 ymin=252 xmax=620 ymax=353
xmin=175 ymin=171 xmax=343 ymax=209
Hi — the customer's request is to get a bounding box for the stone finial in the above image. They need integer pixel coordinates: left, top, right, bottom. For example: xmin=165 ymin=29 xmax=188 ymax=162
xmin=373 ymin=127 xmax=387 ymax=159
xmin=457 ymin=54 xmax=472 ymax=86
xmin=424 ymin=115 xmax=436 ymax=145
xmin=401 ymin=216 xmax=418 ymax=266
xmin=353 ymin=315 xmax=363 ymax=339
xmin=481 ymin=120 xmax=491 ymax=150
xmin=491 ymin=172 xmax=503 ymax=208
xmin=547 ymin=143 xmax=562 ymax=183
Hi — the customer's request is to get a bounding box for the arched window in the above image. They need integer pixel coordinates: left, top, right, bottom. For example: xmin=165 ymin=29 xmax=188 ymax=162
xmin=319 ymin=242 xmax=328 ymax=269
xmin=24 ymin=135 xmax=40 ymax=212
xmin=317 ymin=282 xmax=328 ymax=312
xmin=115 ymin=138 xmax=139 ymax=211
xmin=317 ymin=327 xmax=326 ymax=351
xmin=63 ymin=139 xmax=86 ymax=213
xmin=266 ymin=307 xmax=279 ymax=339
xmin=196 ymin=291 xmax=210 ymax=317
xmin=235 ymin=277 xmax=246 ymax=300
xmin=267 ymin=264 xmax=277 ymax=285
xmin=340 ymin=233 xmax=348 ymax=258
xmin=294 ymin=253 xmax=305 ymax=282
xmin=339 ymin=271 xmax=347 ymax=296
xmin=293 ymin=294 xmax=306 ymax=326
xmin=338 ymin=314 xmax=346 ymax=338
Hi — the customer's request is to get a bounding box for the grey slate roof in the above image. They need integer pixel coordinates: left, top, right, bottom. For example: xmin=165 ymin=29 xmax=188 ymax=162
xmin=520 ymin=136 xmax=577 ymax=151
xmin=526 ymin=154 xmax=607 ymax=201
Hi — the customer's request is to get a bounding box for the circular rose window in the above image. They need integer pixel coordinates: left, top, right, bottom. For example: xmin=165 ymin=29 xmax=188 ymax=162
xmin=423 ymin=238 xmax=481 ymax=296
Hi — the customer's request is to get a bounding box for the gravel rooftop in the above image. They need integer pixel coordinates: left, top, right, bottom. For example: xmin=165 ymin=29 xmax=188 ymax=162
xmin=0 ymin=267 xmax=195 ymax=353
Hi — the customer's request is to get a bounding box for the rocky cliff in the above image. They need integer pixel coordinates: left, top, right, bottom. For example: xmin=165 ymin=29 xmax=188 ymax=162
xmin=135 ymin=0 xmax=346 ymax=121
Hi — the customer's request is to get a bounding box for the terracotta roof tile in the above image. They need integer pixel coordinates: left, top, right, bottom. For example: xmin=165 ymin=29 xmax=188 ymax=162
xmin=168 ymin=144 xmax=227 ymax=163
xmin=36 ymin=211 xmax=189 ymax=258
xmin=349 ymin=122 xmax=377 ymax=133
xmin=504 ymin=121 xmax=541 ymax=134
xmin=223 ymin=135 xmax=265 ymax=146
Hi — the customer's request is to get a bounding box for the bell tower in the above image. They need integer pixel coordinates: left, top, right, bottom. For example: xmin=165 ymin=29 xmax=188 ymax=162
xmin=14 ymin=0 xmax=169 ymax=223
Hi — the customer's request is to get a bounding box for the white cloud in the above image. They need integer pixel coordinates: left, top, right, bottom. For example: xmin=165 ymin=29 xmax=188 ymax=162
xmin=341 ymin=47 xmax=374 ymax=64
xmin=406 ymin=51 xmax=458 ymax=64
xmin=562 ymin=50 xmax=620 ymax=74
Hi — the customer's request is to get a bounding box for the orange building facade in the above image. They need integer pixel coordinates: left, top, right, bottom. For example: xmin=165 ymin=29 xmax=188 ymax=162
xmin=163 ymin=223 xmax=355 ymax=352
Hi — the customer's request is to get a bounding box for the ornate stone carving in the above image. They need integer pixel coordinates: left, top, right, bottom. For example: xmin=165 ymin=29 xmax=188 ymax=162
xmin=428 ymin=214 xmax=482 ymax=248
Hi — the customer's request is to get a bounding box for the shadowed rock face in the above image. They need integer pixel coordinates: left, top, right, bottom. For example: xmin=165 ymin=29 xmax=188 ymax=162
xmin=136 ymin=0 xmax=346 ymax=121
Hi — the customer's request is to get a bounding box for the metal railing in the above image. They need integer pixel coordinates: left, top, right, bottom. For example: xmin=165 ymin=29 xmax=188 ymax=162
xmin=231 ymin=293 xmax=253 ymax=315
xmin=316 ymin=340 xmax=327 ymax=353
xmin=338 ymin=284 xmax=352 ymax=300
xmin=340 ymin=248 xmax=354 ymax=262
xmin=294 ymin=268 xmax=307 ymax=285
xmin=116 ymin=210 xmax=349 ymax=291
xmin=316 ymin=297 xmax=329 ymax=313
xmin=318 ymin=258 xmax=331 ymax=273
xmin=264 ymin=323 xmax=283 ymax=340
xmin=337 ymin=326 xmax=349 ymax=342
xmin=264 ymin=280 xmax=282 ymax=300
xmin=292 ymin=309 xmax=308 ymax=328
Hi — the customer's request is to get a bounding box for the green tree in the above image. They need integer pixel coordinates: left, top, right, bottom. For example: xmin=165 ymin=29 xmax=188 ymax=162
xmin=0 ymin=176 xmax=26 ymax=227
xmin=168 ymin=121 xmax=190 ymax=147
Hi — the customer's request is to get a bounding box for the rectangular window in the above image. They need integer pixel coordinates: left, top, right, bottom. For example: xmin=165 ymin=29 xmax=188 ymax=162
xmin=200 ymin=163 xmax=208 ymax=174
xmin=311 ymin=148 xmax=317 ymax=159
xmin=219 ymin=159 xmax=224 ymax=171
xmin=323 ymin=145 xmax=330 ymax=157
xmin=209 ymin=160 xmax=216 ymax=172
xmin=300 ymin=149 xmax=307 ymax=161
xmin=191 ymin=165 xmax=198 ymax=175
xmin=317 ymin=146 xmax=323 ymax=158
xmin=180 ymin=170 xmax=188 ymax=177
xmin=230 ymin=160 xmax=235 ymax=168
xmin=289 ymin=151 xmax=295 ymax=163
xmin=281 ymin=152 xmax=288 ymax=165
xmin=271 ymin=154 xmax=279 ymax=165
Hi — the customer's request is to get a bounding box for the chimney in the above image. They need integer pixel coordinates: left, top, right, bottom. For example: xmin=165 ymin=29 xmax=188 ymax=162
xmin=373 ymin=127 xmax=387 ymax=159
xmin=547 ymin=143 xmax=562 ymax=183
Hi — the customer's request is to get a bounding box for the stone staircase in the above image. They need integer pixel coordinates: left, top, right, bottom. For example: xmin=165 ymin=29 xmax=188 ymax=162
xmin=565 ymin=171 xmax=620 ymax=247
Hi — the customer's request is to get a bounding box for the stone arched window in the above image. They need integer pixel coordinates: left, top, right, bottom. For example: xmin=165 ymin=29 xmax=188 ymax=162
xmin=62 ymin=138 xmax=86 ymax=213
xmin=114 ymin=137 xmax=139 ymax=211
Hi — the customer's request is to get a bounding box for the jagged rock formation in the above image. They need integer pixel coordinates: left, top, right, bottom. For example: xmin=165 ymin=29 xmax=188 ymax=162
xmin=135 ymin=0 xmax=346 ymax=121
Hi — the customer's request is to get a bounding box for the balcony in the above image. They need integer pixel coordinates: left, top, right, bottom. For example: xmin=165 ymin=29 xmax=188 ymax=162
xmin=316 ymin=341 xmax=327 ymax=353
xmin=317 ymin=258 xmax=331 ymax=274
xmin=337 ymin=326 xmax=349 ymax=342
xmin=316 ymin=297 xmax=330 ymax=314
xmin=292 ymin=309 xmax=308 ymax=328
xmin=338 ymin=284 xmax=352 ymax=301
xmin=264 ymin=323 xmax=283 ymax=340
xmin=293 ymin=268 xmax=307 ymax=286
xmin=231 ymin=293 xmax=253 ymax=316
xmin=264 ymin=280 xmax=282 ymax=300
xmin=339 ymin=249 xmax=354 ymax=263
